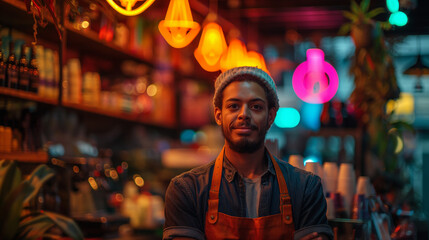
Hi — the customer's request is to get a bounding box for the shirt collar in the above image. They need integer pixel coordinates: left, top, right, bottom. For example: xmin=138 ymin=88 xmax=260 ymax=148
xmin=222 ymin=148 xmax=276 ymax=183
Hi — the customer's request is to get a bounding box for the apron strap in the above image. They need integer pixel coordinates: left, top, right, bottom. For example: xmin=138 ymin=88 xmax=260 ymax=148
xmin=268 ymin=151 xmax=294 ymax=225
xmin=207 ymin=146 xmax=224 ymax=224
xmin=207 ymin=147 xmax=294 ymax=225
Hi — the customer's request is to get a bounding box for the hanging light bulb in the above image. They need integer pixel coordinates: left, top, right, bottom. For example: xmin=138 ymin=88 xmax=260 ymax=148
xmin=194 ymin=22 xmax=227 ymax=72
xmin=106 ymin=0 xmax=156 ymax=16
xmin=158 ymin=0 xmax=200 ymax=48
xmin=245 ymin=51 xmax=269 ymax=74
xmin=220 ymin=39 xmax=247 ymax=72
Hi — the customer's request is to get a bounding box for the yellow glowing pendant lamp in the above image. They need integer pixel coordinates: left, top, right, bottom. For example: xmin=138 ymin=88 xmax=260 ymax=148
xmin=220 ymin=39 xmax=247 ymax=72
xmin=106 ymin=0 xmax=156 ymax=16
xmin=194 ymin=22 xmax=227 ymax=72
xmin=246 ymin=51 xmax=269 ymax=74
xmin=158 ymin=0 xmax=200 ymax=48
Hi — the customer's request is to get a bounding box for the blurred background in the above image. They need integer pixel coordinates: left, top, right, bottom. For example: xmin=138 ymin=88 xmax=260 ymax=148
xmin=1 ymin=0 xmax=429 ymax=239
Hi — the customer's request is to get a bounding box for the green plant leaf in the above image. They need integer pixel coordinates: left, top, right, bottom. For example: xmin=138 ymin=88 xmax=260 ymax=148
xmin=43 ymin=233 xmax=62 ymax=239
xmin=380 ymin=21 xmax=392 ymax=30
xmin=360 ymin=0 xmax=370 ymax=13
xmin=17 ymin=215 xmax=55 ymax=240
xmin=391 ymin=120 xmax=415 ymax=133
xmin=43 ymin=211 xmax=84 ymax=240
xmin=23 ymin=164 xmax=55 ymax=204
xmin=343 ymin=11 xmax=359 ymax=22
xmin=366 ymin=7 xmax=385 ymax=19
xmin=0 ymin=160 xmax=22 ymax=208
xmin=338 ymin=23 xmax=352 ymax=35
xmin=351 ymin=0 xmax=361 ymax=14
xmin=0 ymin=181 xmax=32 ymax=240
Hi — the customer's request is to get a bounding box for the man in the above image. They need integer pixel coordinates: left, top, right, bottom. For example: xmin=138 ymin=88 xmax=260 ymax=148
xmin=163 ymin=67 xmax=333 ymax=240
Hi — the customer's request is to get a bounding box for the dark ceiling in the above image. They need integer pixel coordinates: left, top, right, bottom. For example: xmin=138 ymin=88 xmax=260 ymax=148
xmin=189 ymin=0 xmax=429 ymax=41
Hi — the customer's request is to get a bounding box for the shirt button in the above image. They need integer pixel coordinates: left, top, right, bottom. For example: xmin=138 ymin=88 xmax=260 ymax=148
xmin=210 ymin=215 xmax=214 ymax=220
xmin=286 ymin=216 xmax=290 ymax=220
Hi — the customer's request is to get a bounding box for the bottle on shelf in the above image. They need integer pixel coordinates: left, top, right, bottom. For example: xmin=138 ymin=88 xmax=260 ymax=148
xmin=6 ymin=41 xmax=19 ymax=89
xmin=44 ymin=48 xmax=55 ymax=98
xmin=28 ymin=45 xmax=40 ymax=93
xmin=0 ymin=41 xmax=6 ymax=87
xmin=18 ymin=44 xmax=30 ymax=91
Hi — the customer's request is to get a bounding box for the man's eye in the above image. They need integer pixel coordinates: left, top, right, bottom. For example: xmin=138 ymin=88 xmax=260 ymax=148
xmin=251 ymin=105 xmax=263 ymax=110
xmin=228 ymin=104 xmax=239 ymax=109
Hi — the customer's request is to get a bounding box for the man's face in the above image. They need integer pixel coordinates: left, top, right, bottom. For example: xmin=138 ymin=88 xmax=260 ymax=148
xmin=214 ymin=81 xmax=276 ymax=153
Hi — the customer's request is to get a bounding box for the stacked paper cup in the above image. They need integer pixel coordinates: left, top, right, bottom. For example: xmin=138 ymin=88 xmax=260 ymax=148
xmin=337 ymin=163 xmax=356 ymax=218
xmin=323 ymin=162 xmax=338 ymax=195
xmin=304 ymin=162 xmax=323 ymax=178
xmin=356 ymin=176 xmax=372 ymax=197
xmin=351 ymin=176 xmax=372 ymax=220
xmin=288 ymin=155 xmax=304 ymax=170
xmin=305 ymin=162 xmax=325 ymax=196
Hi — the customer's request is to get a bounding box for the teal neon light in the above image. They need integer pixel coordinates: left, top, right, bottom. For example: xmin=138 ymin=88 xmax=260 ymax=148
xmin=274 ymin=108 xmax=301 ymax=128
xmin=386 ymin=0 xmax=399 ymax=12
xmin=389 ymin=11 xmax=408 ymax=26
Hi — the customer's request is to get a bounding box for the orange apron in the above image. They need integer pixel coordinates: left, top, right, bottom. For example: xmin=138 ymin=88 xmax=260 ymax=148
xmin=205 ymin=148 xmax=295 ymax=240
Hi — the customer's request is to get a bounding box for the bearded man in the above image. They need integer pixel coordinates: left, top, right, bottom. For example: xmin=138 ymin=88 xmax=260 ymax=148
xmin=163 ymin=67 xmax=333 ymax=240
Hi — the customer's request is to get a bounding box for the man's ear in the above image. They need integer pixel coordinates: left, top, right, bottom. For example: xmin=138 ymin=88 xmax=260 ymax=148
xmin=268 ymin=108 xmax=277 ymax=127
xmin=214 ymin=107 xmax=222 ymax=126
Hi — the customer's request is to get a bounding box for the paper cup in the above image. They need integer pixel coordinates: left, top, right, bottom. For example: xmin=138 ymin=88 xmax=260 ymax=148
xmin=337 ymin=179 xmax=356 ymax=217
xmin=356 ymin=176 xmax=371 ymax=197
xmin=337 ymin=164 xmax=357 ymax=217
xmin=338 ymin=163 xmax=356 ymax=180
xmin=326 ymin=197 xmax=336 ymax=219
xmin=305 ymin=162 xmax=323 ymax=178
xmin=323 ymin=162 xmax=338 ymax=193
xmin=288 ymin=155 xmax=304 ymax=169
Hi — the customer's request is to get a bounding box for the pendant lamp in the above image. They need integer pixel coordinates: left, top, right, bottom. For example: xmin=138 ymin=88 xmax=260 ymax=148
xmin=106 ymin=0 xmax=156 ymax=16
xmin=194 ymin=22 xmax=227 ymax=72
xmin=245 ymin=51 xmax=269 ymax=74
xmin=220 ymin=39 xmax=247 ymax=72
xmin=158 ymin=0 xmax=200 ymax=48
xmin=403 ymin=36 xmax=429 ymax=92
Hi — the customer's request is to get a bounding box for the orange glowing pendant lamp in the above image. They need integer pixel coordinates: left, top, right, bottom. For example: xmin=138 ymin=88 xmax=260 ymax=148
xmin=158 ymin=0 xmax=200 ymax=48
xmin=106 ymin=0 xmax=156 ymax=16
xmin=246 ymin=51 xmax=269 ymax=74
xmin=220 ymin=39 xmax=247 ymax=72
xmin=194 ymin=22 xmax=227 ymax=72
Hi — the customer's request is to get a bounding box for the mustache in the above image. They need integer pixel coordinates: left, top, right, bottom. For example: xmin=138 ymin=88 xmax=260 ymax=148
xmin=230 ymin=122 xmax=258 ymax=130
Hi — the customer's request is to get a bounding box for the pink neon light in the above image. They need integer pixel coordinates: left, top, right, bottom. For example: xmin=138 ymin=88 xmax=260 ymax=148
xmin=292 ymin=48 xmax=339 ymax=104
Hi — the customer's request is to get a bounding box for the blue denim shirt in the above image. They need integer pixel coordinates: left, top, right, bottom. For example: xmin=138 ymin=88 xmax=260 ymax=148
xmin=163 ymin=150 xmax=333 ymax=240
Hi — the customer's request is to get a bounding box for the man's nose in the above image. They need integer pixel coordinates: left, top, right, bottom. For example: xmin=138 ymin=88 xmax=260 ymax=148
xmin=238 ymin=105 xmax=250 ymax=120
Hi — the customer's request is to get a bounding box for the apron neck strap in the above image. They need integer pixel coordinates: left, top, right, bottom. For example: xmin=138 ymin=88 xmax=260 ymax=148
xmin=267 ymin=150 xmax=294 ymax=225
xmin=207 ymin=146 xmax=224 ymax=223
xmin=207 ymin=146 xmax=293 ymax=225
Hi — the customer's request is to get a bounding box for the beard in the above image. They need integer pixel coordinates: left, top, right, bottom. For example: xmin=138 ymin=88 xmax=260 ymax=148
xmin=221 ymin=120 xmax=269 ymax=154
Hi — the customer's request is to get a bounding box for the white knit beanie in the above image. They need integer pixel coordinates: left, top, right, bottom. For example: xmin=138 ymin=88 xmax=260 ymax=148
xmin=213 ymin=66 xmax=279 ymax=110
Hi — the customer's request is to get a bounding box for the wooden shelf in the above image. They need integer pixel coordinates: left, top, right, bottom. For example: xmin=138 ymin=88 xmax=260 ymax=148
xmin=308 ymin=127 xmax=363 ymax=137
xmin=65 ymin=23 xmax=152 ymax=65
xmin=62 ymin=101 xmax=176 ymax=129
xmin=0 ymin=87 xmax=57 ymax=105
xmin=307 ymin=127 xmax=365 ymax=177
xmin=0 ymin=0 xmax=60 ymax=42
xmin=0 ymin=87 xmax=176 ymax=128
xmin=0 ymin=0 xmax=177 ymax=129
xmin=0 ymin=151 xmax=48 ymax=163
xmin=0 ymin=0 xmax=150 ymax=64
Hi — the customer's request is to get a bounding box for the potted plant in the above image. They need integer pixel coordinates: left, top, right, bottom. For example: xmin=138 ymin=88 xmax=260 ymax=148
xmin=0 ymin=160 xmax=84 ymax=240
xmin=340 ymin=0 xmax=417 ymax=210
xmin=339 ymin=0 xmax=389 ymax=49
xmin=340 ymin=0 xmax=407 ymax=171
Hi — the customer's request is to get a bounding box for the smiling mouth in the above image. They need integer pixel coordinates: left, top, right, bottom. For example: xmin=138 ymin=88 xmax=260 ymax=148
xmin=234 ymin=128 xmax=252 ymax=134
xmin=232 ymin=126 xmax=256 ymax=135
